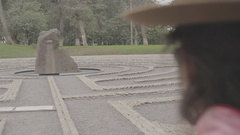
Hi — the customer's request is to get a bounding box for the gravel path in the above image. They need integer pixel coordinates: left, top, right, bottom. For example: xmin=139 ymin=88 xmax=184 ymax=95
xmin=0 ymin=54 xmax=195 ymax=135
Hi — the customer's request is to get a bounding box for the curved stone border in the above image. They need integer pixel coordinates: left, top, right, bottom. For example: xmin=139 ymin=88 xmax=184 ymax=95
xmin=153 ymin=123 xmax=196 ymax=135
xmin=86 ymin=66 xmax=130 ymax=77
xmin=0 ymin=55 xmax=176 ymax=71
xmin=0 ymin=79 xmax=13 ymax=82
xmin=73 ymin=55 xmax=176 ymax=67
xmin=134 ymin=76 xmax=179 ymax=83
xmin=155 ymin=65 xmax=178 ymax=68
xmin=77 ymin=75 xmax=104 ymax=90
xmin=78 ymin=74 xmax=181 ymax=91
xmin=0 ymin=118 xmax=6 ymax=135
xmin=94 ymin=68 xmax=178 ymax=82
xmin=0 ymin=79 xmax=22 ymax=102
xmin=108 ymin=96 xmax=195 ymax=135
xmin=62 ymin=87 xmax=182 ymax=99
xmin=12 ymin=68 xmax=102 ymax=77
xmin=102 ymin=80 xmax=181 ymax=90
xmin=118 ymin=66 xmax=154 ymax=76
xmin=48 ymin=76 xmax=79 ymax=135
xmin=0 ymin=84 xmax=10 ymax=89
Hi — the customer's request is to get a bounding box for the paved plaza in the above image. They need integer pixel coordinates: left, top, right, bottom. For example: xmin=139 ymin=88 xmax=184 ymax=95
xmin=0 ymin=54 xmax=195 ymax=135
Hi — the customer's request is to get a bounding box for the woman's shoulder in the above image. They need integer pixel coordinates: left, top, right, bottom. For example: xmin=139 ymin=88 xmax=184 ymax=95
xmin=196 ymin=105 xmax=240 ymax=135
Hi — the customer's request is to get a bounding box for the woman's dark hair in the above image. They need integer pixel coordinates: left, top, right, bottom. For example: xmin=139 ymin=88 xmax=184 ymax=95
xmin=168 ymin=22 xmax=240 ymax=124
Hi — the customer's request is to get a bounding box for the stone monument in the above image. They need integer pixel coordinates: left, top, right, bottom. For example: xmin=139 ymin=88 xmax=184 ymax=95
xmin=35 ymin=29 xmax=80 ymax=75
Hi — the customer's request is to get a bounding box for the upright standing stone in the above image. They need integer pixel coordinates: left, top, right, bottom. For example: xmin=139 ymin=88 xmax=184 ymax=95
xmin=35 ymin=29 xmax=80 ymax=74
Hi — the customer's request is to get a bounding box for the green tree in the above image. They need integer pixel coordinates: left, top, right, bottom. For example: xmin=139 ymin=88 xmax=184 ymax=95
xmin=6 ymin=1 xmax=47 ymax=45
xmin=0 ymin=0 xmax=14 ymax=45
xmin=1 ymin=0 xmax=169 ymax=46
xmin=147 ymin=26 xmax=171 ymax=44
xmin=65 ymin=0 xmax=96 ymax=47
xmin=50 ymin=0 xmax=65 ymax=46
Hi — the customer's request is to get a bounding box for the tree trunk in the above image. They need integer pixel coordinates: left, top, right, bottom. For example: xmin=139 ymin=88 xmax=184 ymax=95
xmin=78 ymin=20 xmax=88 ymax=47
xmin=0 ymin=0 xmax=14 ymax=45
xmin=58 ymin=0 xmax=64 ymax=46
xmin=12 ymin=33 xmax=19 ymax=44
xmin=133 ymin=24 xmax=138 ymax=45
xmin=75 ymin=27 xmax=80 ymax=46
xmin=141 ymin=25 xmax=148 ymax=46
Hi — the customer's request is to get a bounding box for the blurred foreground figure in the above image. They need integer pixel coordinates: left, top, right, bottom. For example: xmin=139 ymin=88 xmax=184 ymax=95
xmin=125 ymin=0 xmax=240 ymax=134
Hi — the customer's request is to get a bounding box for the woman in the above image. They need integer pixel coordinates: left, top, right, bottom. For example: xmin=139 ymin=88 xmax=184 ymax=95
xmin=125 ymin=0 xmax=240 ymax=134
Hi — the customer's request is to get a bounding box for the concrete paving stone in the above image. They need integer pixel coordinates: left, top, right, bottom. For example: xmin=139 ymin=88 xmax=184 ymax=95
xmin=0 ymin=55 xmax=195 ymax=135
xmin=0 ymin=112 xmax=63 ymax=135
xmin=134 ymin=102 xmax=188 ymax=125
xmin=0 ymin=107 xmax=14 ymax=112
xmin=0 ymin=88 xmax=7 ymax=95
xmin=65 ymin=99 xmax=144 ymax=135
xmin=0 ymin=79 xmax=54 ymax=107
xmin=14 ymin=106 xmax=55 ymax=112
xmin=0 ymin=118 xmax=7 ymax=135
xmin=54 ymin=75 xmax=92 ymax=95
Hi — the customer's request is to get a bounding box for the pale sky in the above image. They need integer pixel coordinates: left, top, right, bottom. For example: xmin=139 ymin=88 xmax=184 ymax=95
xmin=156 ymin=0 xmax=174 ymax=5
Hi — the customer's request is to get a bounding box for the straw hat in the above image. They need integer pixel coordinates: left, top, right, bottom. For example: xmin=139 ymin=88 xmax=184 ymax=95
xmin=124 ymin=0 xmax=240 ymax=26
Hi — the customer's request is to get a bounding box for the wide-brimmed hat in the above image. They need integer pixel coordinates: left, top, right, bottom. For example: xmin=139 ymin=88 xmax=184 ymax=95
xmin=124 ymin=0 xmax=240 ymax=26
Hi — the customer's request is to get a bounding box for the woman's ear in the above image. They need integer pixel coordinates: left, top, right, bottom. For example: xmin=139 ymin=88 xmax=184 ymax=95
xmin=179 ymin=49 xmax=196 ymax=88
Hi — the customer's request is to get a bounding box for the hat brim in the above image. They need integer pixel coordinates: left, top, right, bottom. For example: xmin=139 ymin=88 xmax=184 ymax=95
xmin=124 ymin=1 xmax=240 ymax=26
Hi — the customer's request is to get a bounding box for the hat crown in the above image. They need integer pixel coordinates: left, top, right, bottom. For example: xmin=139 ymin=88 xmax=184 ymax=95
xmin=172 ymin=0 xmax=240 ymax=5
xmin=125 ymin=0 xmax=240 ymax=26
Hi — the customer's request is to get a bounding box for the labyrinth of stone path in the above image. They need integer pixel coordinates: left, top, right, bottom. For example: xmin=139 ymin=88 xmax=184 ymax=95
xmin=0 ymin=55 xmax=196 ymax=135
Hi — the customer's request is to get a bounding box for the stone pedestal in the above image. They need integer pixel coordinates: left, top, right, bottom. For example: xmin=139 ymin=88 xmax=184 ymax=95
xmin=35 ymin=29 xmax=80 ymax=74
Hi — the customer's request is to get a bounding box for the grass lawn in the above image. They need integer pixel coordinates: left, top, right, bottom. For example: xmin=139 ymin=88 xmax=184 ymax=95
xmin=0 ymin=43 xmax=36 ymax=58
xmin=0 ymin=43 xmax=175 ymax=58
